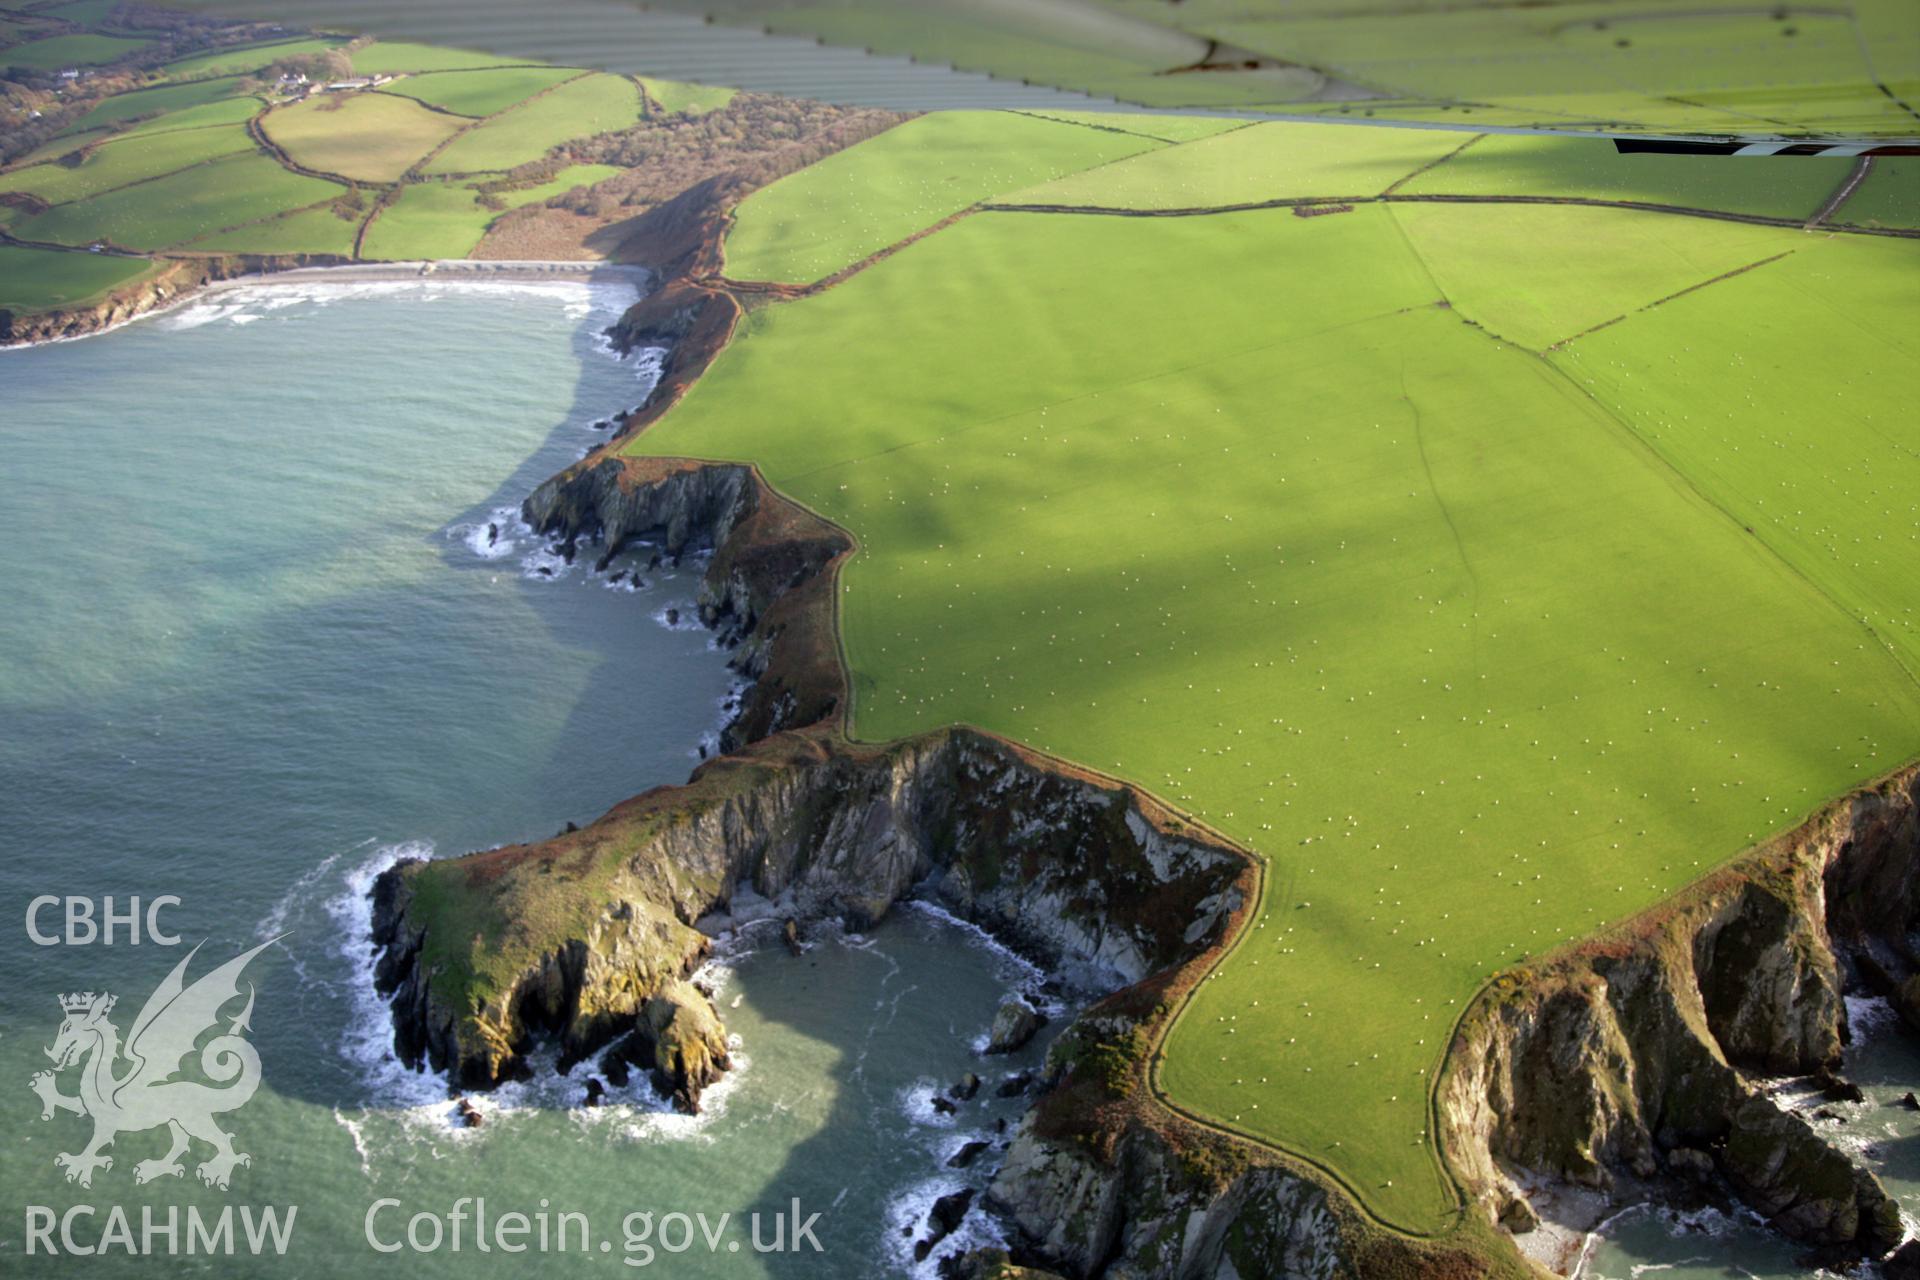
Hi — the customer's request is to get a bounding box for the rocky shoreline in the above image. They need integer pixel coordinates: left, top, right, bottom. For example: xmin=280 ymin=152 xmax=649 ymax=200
xmin=0 ymin=254 xmax=652 ymax=348
xmin=358 ymin=178 xmax=1920 ymax=1278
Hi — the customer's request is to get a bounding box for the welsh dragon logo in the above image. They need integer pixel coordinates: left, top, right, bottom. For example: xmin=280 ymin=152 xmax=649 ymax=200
xmin=29 ymin=939 xmax=274 ymax=1190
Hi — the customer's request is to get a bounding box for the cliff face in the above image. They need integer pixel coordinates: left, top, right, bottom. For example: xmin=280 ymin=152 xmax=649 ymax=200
xmin=1441 ymin=769 xmax=1920 ymax=1257
xmin=371 ymin=724 xmax=1247 ymax=1094
xmin=523 ymin=454 xmax=848 ymax=749
xmin=990 ymin=1119 xmax=1342 ymax=1280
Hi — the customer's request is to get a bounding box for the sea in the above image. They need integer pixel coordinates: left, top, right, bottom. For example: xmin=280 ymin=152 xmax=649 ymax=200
xmin=0 ymin=282 xmax=1059 ymax=1278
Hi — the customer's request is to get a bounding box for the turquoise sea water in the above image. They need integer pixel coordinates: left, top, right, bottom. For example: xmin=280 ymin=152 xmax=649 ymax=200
xmin=0 ymin=285 xmax=1056 ymax=1278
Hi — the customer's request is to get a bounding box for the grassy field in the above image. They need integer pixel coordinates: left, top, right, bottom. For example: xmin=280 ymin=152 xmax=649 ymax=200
xmin=1554 ymin=235 xmax=1920 ymax=678
xmin=67 ymin=75 xmax=248 ymax=131
xmin=349 ymin=39 xmax=530 ymax=75
xmin=642 ymin=77 xmax=738 ymax=116
xmin=264 ymin=92 xmax=466 ymax=183
xmin=384 ymin=66 xmax=575 ymax=118
xmin=358 ymin=163 xmax=620 ymax=259
xmin=159 ymin=36 xmax=346 ymax=81
xmin=625 ymin=146 xmax=1920 ymax=1228
xmin=422 ymin=72 xmax=638 ymax=175
xmin=0 ymin=124 xmax=254 ymax=206
xmin=183 ymin=201 xmax=359 ymax=255
xmin=1387 ymin=202 xmax=1800 ymax=350
xmin=1398 ymin=134 xmax=1849 ymax=222
xmin=721 ymin=110 xmax=1162 ymax=283
xmin=1838 ymin=159 xmax=1919 ymax=229
xmin=0 ymin=244 xmax=155 ymax=312
xmin=4 ymin=32 xmax=150 ymax=69
xmin=15 ymin=151 xmax=341 ymax=250
xmin=1004 ymin=119 xmax=1467 ymax=208
xmin=114 ymin=95 xmax=263 ymax=138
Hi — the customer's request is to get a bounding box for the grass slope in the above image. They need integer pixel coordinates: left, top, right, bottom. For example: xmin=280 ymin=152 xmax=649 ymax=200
xmin=628 ymin=202 xmax=1920 ymax=1229
xmin=16 ymin=151 xmax=340 ymax=250
xmin=722 ymin=111 xmax=1163 ymax=284
xmin=0 ymin=244 xmax=154 ymax=312
xmin=423 ymin=73 xmax=638 ymax=175
xmin=385 ymin=67 xmax=575 ymax=118
xmin=1005 ymin=119 xmax=1468 ymax=208
xmin=263 ymin=92 xmax=466 ymax=183
xmin=4 ymin=32 xmax=150 ymax=69
xmin=0 ymin=124 xmax=254 ymax=205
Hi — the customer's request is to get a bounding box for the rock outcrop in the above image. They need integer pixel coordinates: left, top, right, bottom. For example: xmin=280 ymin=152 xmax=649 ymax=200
xmin=989 ymin=1119 xmax=1344 ymax=1280
xmin=1441 ymin=767 xmax=1920 ymax=1260
xmin=371 ymin=723 xmax=1247 ymax=1099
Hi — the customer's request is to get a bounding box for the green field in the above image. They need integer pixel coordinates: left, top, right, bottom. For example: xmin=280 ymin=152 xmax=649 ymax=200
xmin=1388 ymin=202 xmax=1801 ymax=351
xmin=349 ymin=39 xmax=527 ymax=75
xmin=642 ymin=77 xmax=737 ymax=116
xmin=159 ymin=36 xmax=346 ymax=81
xmin=359 ymin=163 xmax=620 ymax=259
xmin=1837 ymin=159 xmax=1919 ymax=229
xmin=15 ymin=151 xmax=340 ymax=250
xmin=721 ymin=110 xmax=1163 ymax=283
xmin=1555 ymin=236 xmax=1920 ymax=678
xmin=1398 ymin=134 xmax=1850 ymax=222
xmin=183 ymin=201 xmax=360 ymax=255
xmin=0 ymin=243 xmax=155 ymax=312
xmin=3 ymin=31 xmax=150 ymax=69
xmin=0 ymin=124 xmax=254 ymax=205
xmin=263 ymin=92 xmax=466 ymax=183
xmin=1005 ymin=119 xmax=1467 ymax=208
xmin=384 ymin=66 xmax=574 ymax=117
xmin=68 ymin=76 xmax=249 ymax=131
xmin=624 ymin=121 xmax=1920 ymax=1229
xmin=422 ymin=72 xmax=638 ymax=175
xmin=114 ymin=95 xmax=262 ymax=138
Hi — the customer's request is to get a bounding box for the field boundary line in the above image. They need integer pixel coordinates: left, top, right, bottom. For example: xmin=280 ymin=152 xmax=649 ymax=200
xmin=1807 ymin=153 xmax=1874 ymax=228
xmin=1544 ymin=248 xmax=1796 ymax=351
xmin=982 ymin=190 xmax=1920 ymax=239
xmin=1380 ymin=131 xmax=1483 ymax=196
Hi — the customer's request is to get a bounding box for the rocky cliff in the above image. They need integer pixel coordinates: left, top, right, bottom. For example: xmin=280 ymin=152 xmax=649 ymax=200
xmin=1441 ymin=767 xmax=1920 ymax=1262
xmin=370 ymin=724 xmax=1248 ymax=1096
